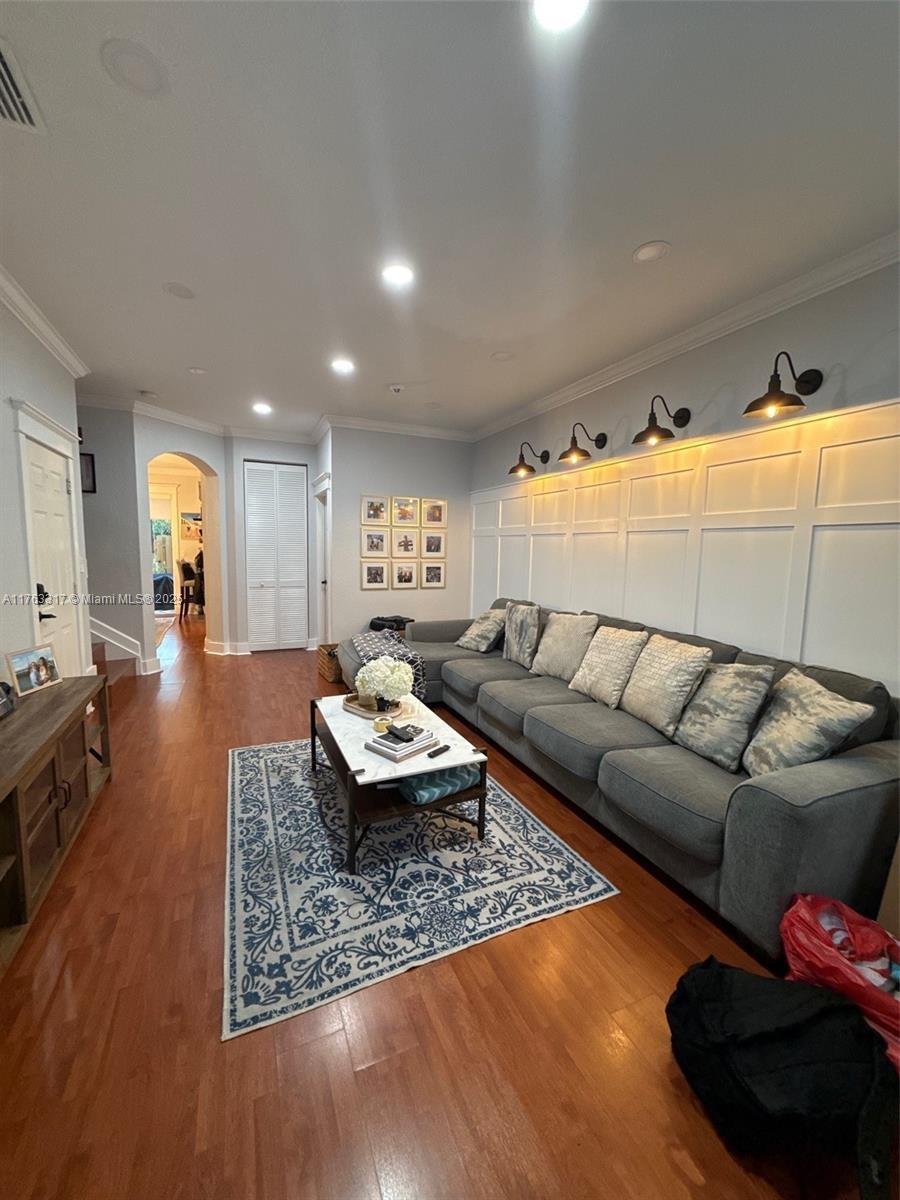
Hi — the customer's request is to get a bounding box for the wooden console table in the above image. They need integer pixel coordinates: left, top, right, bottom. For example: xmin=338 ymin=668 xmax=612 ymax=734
xmin=0 ymin=675 xmax=111 ymax=972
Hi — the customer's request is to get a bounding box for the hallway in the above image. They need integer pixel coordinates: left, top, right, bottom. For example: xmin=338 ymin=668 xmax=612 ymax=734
xmin=0 ymin=626 xmax=860 ymax=1200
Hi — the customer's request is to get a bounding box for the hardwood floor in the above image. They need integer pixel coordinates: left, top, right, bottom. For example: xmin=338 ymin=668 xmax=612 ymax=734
xmin=1 ymin=621 xmax=860 ymax=1200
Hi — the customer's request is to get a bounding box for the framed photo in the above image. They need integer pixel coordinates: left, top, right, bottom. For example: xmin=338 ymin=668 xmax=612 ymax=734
xmin=391 ymin=496 xmax=419 ymax=526
xmin=422 ymin=498 xmax=447 ymax=527
xmin=422 ymin=531 xmax=446 ymax=558
xmin=361 ymin=495 xmax=389 ymax=525
xmin=361 ymin=561 xmax=388 ymax=590
xmin=180 ymin=512 xmax=202 ymax=542
xmin=390 ymin=528 xmax=418 ymax=558
xmin=421 ymin=562 xmax=446 ymax=589
xmin=6 ymin=644 xmax=63 ymax=696
xmin=361 ymin=528 xmax=388 ymax=558
xmin=391 ymin=560 xmax=417 ymax=589
xmin=80 ymin=452 xmax=96 ymax=494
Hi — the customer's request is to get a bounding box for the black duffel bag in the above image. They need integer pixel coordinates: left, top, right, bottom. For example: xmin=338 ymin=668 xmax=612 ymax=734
xmin=369 ymin=615 xmax=413 ymax=633
xmin=666 ymin=957 xmax=896 ymax=1200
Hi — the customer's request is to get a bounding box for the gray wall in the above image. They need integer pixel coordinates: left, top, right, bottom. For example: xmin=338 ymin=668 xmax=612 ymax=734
xmin=471 ymin=266 xmax=900 ymax=489
xmin=78 ymin=406 xmax=144 ymax=647
xmin=0 ymin=305 xmax=86 ymax=663
xmin=329 ymin=427 xmax=473 ymax=639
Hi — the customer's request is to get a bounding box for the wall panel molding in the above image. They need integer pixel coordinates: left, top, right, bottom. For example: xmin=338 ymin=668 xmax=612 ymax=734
xmin=470 ymin=400 xmax=900 ymax=692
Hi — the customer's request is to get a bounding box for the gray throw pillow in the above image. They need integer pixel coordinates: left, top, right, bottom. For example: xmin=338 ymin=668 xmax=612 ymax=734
xmin=620 ymin=635 xmax=713 ymax=737
xmin=674 ymin=662 xmax=775 ymax=772
xmin=742 ymin=668 xmax=875 ymax=777
xmin=503 ymin=603 xmax=541 ymax=669
xmin=569 ymin=626 xmax=649 ymax=707
xmin=530 ymin=613 xmax=599 ymax=682
xmin=456 ymin=607 xmax=508 ymax=652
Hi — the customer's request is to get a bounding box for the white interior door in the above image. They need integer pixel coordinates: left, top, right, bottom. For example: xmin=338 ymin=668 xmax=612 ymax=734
xmin=25 ymin=439 xmax=81 ymax=675
xmin=244 ymin=462 xmax=308 ymax=650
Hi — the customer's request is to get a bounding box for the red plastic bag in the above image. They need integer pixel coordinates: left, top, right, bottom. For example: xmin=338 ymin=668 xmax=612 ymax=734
xmin=781 ymin=894 xmax=900 ymax=1070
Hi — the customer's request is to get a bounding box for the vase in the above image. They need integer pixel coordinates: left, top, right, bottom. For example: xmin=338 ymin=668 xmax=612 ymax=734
xmin=375 ymin=695 xmax=392 ymax=712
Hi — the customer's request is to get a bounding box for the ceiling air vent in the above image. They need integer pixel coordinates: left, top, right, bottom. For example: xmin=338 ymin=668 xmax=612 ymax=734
xmin=0 ymin=39 xmax=45 ymax=133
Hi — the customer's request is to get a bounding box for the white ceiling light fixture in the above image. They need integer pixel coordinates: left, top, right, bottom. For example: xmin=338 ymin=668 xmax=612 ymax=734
xmin=632 ymin=240 xmax=671 ymax=264
xmin=533 ymin=0 xmax=589 ymax=33
xmin=188 ymin=366 xmax=206 ymax=375
xmin=380 ymin=261 xmax=415 ymax=291
xmin=163 ymin=281 xmax=195 ymax=299
xmin=252 ymin=399 xmax=272 ymax=415
xmin=100 ymin=38 xmax=170 ymax=98
xmin=331 ymin=357 xmax=356 ymax=376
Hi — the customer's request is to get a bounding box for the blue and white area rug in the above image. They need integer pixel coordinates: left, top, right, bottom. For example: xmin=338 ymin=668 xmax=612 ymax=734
xmin=224 ymin=739 xmax=618 ymax=1038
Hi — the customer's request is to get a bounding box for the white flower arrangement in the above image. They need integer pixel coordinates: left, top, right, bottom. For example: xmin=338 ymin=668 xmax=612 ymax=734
xmin=355 ymin=656 xmax=414 ymax=702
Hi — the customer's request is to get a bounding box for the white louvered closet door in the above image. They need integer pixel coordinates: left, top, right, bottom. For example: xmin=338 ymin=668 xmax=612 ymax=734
xmin=245 ymin=462 xmax=309 ymax=650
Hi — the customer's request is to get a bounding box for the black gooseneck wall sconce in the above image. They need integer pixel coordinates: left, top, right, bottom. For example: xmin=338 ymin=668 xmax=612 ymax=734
xmin=632 ymin=395 xmax=691 ymax=447
xmin=508 ymin=441 xmax=550 ymax=477
xmin=743 ymin=350 xmax=823 ymax=419
xmin=558 ymin=422 xmax=608 ymax=465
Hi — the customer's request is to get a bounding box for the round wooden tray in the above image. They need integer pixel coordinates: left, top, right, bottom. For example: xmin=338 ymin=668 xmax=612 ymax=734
xmin=341 ymin=693 xmax=415 ymax=722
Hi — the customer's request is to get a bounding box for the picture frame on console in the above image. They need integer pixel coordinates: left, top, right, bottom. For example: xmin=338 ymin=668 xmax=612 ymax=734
xmin=6 ymin=645 xmax=63 ymax=697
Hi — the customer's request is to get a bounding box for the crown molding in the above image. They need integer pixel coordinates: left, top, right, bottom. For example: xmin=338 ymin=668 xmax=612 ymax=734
xmin=474 ymin=232 xmax=900 ymax=440
xmin=320 ymin=412 xmax=473 ymax=442
xmin=223 ymin=425 xmax=316 ymax=446
xmin=0 ymin=263 xmax=88 ymax=378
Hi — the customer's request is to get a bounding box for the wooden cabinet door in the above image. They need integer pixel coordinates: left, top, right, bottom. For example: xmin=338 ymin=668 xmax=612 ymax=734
xmin=20 ymin=754 xmax=62 ymax=912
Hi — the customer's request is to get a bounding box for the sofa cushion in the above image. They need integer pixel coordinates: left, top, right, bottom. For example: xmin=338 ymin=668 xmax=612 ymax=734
xmin=479 ymin=677 xmax=591 ymax=734
xmin=530 ymin=612 xmax=598 ymax=682
xmin=569 ymin=626 xmax=650 ymax=707
xmin=581 ymin=611 xmax=647 ymax=633
xmin=735 ymin=652 xmax=890 ymax=748
xmin=503 ymin=603 xmax=542 ymax=669
xmin=599 ymin=745 xmax=742 ymax=865
xmin=674 ymin=662 xmax=775 ymax=772
xmin=620 ymin=635 xmax=713 ymax=737
xmin=645 ymin=626 xmax=740 ymax=664
xmin=442 ymin=656 xmax=531 ymax=701
xmin=524 ymin=702 xmax=667 ymax=781
xmin=456 ymin=607 xmax=508 ymax=652
xmin=408 ymin=641 xmax=500 ymax=682
xmin=742 ymin=668 xmax=875 ymax=777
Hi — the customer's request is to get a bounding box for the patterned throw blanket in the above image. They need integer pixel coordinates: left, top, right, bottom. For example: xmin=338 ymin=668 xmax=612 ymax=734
xmin=350 ymin=630 xmax=427 ymax=701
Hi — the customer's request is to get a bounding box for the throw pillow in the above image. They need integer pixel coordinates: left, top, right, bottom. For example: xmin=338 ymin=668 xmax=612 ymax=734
xmin=620 ymin=635 xmax=713 ymax=737
xmin=530 ymin=613 xmax=599 ymax=683
xmin=741 ymin=668 xmax=875 ymax=777
xmin=569 ymin=626 xmax=649 ymax=707
xmin=503 ymin=602 xmax=542 ymax=669
xmin=456 ymin=607 xmax=508 ymax=652
xmin=674 ymin=662 xmax=775 ymax=772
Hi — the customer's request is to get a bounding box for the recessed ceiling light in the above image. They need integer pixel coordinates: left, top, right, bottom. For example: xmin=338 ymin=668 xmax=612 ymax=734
xmin=632 ymin=240 xmax=671 ymax=264
xmin=331 ymin=357 xmax=356 ymax=376
xmin=163 ymin=282 xmax=195 ymax=300
xmin=252 ymin=400 xmax=272 ymax=415
xmin=100 ymin=38 xmax=170 ymax=98
xmin=188 ymin=367 xmax=206 ymax=375
xmin=490 ymin=351 xmax=515 ymax=362
xmin=533 ymin=0 xmax=589 ymax=33
xmin=381 ymin=261 xmax=415 ymax=291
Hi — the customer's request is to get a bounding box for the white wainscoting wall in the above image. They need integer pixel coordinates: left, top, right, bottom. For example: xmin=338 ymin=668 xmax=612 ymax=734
xmin=470 ymin=399 xmax=900 ymax=695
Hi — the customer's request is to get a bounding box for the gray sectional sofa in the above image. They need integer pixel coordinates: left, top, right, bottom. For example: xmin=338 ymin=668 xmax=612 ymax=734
xmin=337 ymin=599 xmax=900 ymax=957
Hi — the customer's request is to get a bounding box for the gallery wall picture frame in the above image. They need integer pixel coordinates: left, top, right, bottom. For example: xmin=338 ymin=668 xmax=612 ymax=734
xmin=391 ymin=496 xmax=419 ymax=526
xmin=80 ymin=452 xmax=96 ymax=494
xmin=421 ymin=531 xmax=446 ymax=558
xmin=391 ymin=528 xmax=418 ymax=558
xmin=361 ymin=528 xmax=388 ymax=558
xmin=391 ymin=560 xmax=417 ymax=589
xmin=361 ymin=495 xmax=389 ymax=525
xmin=422 ymin=498 xmax=447 ymax=527
xmin=421 ymin=562 xmax=446 ymax=589
xmin=361 ymin=561 xmax=389 ymax=589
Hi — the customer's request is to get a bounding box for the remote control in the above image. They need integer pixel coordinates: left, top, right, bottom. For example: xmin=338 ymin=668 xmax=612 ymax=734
xmin=389 ymin=724 xmax=417 ymax=743
xmin=427 ymin=744 xmax=450 ymax=758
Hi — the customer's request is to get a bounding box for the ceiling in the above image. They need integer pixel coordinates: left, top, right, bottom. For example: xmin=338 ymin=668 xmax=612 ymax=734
xmin=1 ymin=2 xmax=897 ymax=439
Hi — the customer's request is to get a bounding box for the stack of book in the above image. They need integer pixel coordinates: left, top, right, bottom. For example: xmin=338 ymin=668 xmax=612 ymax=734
xmin=364 ymin=724 xmax=437 ymax=763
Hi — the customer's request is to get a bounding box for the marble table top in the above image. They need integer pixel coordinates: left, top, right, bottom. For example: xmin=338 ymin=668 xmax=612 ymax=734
xmin=314 ymin=694 xmax=486 ymax=784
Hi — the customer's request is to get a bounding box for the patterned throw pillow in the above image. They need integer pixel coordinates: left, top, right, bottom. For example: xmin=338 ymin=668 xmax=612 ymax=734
xmin=531 ymin=613 xmax=599 ymax=683
xmin=742 ymin=668 xmax=875 ymax=777
xmin=503 ymin=603 xmax=541 ymax=669
xmin=456 ymin=607 xmax=508 ymax=652
xmin=674 ymin=662 xmax=775 ymax=772
xmin=620 ymin=635 xmax=713 ymax=737
xmin=569 ymin=626 xmax=649 ymax=707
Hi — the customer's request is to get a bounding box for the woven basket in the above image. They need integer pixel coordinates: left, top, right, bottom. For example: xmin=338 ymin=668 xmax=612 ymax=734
xmin=317 ymin=642 xmax=342 ymax=683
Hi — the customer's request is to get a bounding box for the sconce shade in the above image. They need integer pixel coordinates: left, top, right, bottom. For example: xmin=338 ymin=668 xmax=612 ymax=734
xmin=744 ymin=352 xmax=823 ymax=419
xmin=508 ymin=441 xmax=549 ymax=477
xmin=632 ymin=397 xmax=690 ymax=447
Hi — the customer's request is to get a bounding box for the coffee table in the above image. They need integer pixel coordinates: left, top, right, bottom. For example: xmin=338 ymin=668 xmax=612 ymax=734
xmin=309 ymin=695 xmax=488 ymax=873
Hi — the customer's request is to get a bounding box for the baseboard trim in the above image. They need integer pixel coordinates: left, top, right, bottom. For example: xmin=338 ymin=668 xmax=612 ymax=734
xmin=139 ymin=657 xmax=161 ymax=676
xmin=205 ymin=639 xmax=251 ymax=656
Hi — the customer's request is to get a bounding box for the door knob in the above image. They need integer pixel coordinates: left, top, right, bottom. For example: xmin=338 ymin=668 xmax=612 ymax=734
xmin=38 ymin=612 xmax=57 ymax=622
